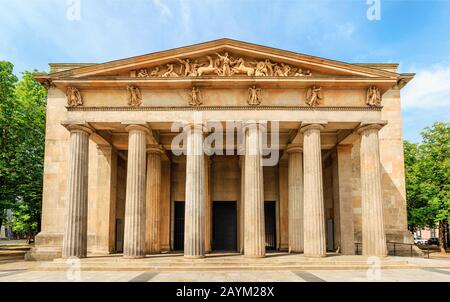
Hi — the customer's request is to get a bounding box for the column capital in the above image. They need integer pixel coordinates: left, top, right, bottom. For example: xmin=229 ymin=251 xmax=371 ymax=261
xmin=356 ymin=121 xmax=387 ymax=134
xmin=124 ymin=124 xmax=151 ymax=134
xmin=299 ymin=122 xmax=326 ymax=133
xmin=146 ymin=144 xmax=164 ymax=155
xmin=242 ymin=120 xmax=267 ymax=131
xmin=336 ymin=144 xmax=353 ymax=153
xmin=182 ymin=122 xmax=208 ymax=133
xmin=96 ymin=145 xmax=114 ymax=157
xmin=97 ymin=144 xmax=112 ymax=151
xmin=286 ymin=144 xmax=303 ymax=153
xmin=62 ymin=122 xmax=94 ymax=135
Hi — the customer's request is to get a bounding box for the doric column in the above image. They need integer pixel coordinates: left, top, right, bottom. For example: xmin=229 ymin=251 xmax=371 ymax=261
xmin=184 ymin=123 xmax=206 ymax=258
xmin=357 ymin=123 xmax=387 ymax=257
xmin=145 ymin=146 xmax=162 ymax=254
xmin=243 ymin=122 xmax=265 ymax=258
xmin=123 ymin=125 xmax=149 ymax=258
xmin=287 ymin=144 xmax=303 ymax=253
xmin=62 ymin=124 xmax=93 ymax=259
xmin=301 ymin=124 xmax=327 ymax=257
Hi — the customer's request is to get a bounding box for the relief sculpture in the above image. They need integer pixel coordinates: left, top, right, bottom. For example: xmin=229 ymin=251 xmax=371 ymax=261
xmin=127 ymin=85 xmax=142 ymax=107
xmin=366 ymin=86 xmax=382 ymax=107
xmin=189 ymin=86 xmax=203 ymax=107
xmin=132 ymin=52 xmax=313 ymax=78
xmin=305 ymin=86 xmax=323 ymax=107
xmin=66 ymin=86 xmax=83 ymax=107
xmin=247 ymin=86 xmax=262 ymax=106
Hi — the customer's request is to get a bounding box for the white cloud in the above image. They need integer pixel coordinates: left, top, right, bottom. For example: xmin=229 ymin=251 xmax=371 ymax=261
xmin=152 ymin=0 xmax=173 ymax=18
xmin=337 ymin=22 xmax=355 ymax=38
xmin=402 ymin=64 xmax=450 ymax=109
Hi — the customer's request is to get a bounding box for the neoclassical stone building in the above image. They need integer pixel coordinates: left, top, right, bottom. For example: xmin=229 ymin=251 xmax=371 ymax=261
xmin=29 ymin=39 xmax=414 ymax=260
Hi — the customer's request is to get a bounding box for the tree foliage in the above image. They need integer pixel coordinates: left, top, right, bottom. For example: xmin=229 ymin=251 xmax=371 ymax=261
xmin=405 ymin=122 xmax=450 ymax=251
xmin=0 ymin=61 xmax=46 ymax=237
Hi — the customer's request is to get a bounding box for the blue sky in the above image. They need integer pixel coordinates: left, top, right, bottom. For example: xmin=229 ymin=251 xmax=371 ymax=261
xmin=1 ymin=0 xmax=449 ymax=142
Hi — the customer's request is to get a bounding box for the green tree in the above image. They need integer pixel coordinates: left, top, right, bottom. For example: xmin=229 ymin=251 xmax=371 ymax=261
xmin=0 ymin=61 xmax=19 ymax=231
xmin=11 ymin=71 xmax=47 ymax=238
xmin=405 ymin=122 xmax=450 ymax=253
xmin=0 ymin=62 xmax=46 ymax=239
xmin=419 ymin=122 xmax=450 ymax=252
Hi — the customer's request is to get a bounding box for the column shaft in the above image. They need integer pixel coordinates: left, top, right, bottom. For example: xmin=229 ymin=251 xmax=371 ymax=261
xmin=288 ymin=146 xmax=303 ymax=253
xmin=145 ymin=150 xmax=161 ymax=254
xmin=123 ymin=126 xmax=147 ymax=258
xmin=244 ymin=123 xmax=265 ymax=258
xmin=359 ymin=125 xmax=387 ymax=257
xmin=62 ymin=126 xmax=92 ymax=258
xmin=302 ymin=124 xmax=327 ymax=257
xmin=184 ymin=125 xmax=205 ymax=258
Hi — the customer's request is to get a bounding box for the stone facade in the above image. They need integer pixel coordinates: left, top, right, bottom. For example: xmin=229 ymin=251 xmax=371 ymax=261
xmin=27 ymin=39 xmax=414 ymax=261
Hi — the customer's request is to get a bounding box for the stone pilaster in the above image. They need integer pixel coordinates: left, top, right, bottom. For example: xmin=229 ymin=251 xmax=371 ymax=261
xmin=239 ymin=154 xmax=245 ymax=254
xmin=334 ymin=145 xmax=355 ymax=255
xmin=123 ymin=125 xmax=149 ymax=258
xmin=301 ymin=124 xmax=327 ymax=257
xmin=145 ymin=146 xmax=162 ymax=254
xmin=358 ymin=123 xmax=387 ymax=257
xmin=204 ymin=156 xmax=212 ymax=253
xmin=62 ymin=124 xmax=93 ymax=259
xmin=94 ymin=145 xmax=117 ymax=255
xmin=287 ymin=144 xmax=303 ymax=253
xmin=243 ymin=122 xmax=265 ymax=258
xmin=184 ymin=124 xmax=206 ymax=258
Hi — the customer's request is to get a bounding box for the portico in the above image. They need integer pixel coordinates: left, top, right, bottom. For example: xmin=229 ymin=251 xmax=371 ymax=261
xmin=28 ymin=39 xmax=415 ymax=261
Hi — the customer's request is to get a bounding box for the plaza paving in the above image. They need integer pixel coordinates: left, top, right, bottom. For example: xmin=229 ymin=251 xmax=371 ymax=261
xmin=0 ymin=267 xmax=450 ymax=282
xmin=0 ymin=253 xmax=449 ymax=282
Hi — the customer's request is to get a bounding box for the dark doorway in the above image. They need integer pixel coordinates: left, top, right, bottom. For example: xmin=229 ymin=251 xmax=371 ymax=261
xmin=115 ymin=218 xmax=124 ymax=253
xmin=174 ymin=202 xmax=185 ymax=251
xmin=264 ymin=201 xmax=277 ymax=250
xmin=213 ymin=201 xmax=237 ymax=251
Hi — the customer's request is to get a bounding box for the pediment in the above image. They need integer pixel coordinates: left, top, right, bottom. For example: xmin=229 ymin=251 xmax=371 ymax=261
xmin=48 ymin=39 xmax=400 ymax=80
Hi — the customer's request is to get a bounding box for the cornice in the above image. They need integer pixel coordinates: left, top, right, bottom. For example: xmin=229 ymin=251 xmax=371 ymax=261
xmin=46 ymin=38 xmax=401 ymax=79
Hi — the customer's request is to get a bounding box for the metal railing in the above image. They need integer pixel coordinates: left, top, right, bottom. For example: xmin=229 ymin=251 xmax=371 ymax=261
xmin=387 ymin=241 xmax=414 ymax=257
xmin=354 ymin=241 xmax=430 ymax=258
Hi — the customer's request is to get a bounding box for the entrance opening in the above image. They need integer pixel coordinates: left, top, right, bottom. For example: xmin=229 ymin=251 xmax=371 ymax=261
xmin=327 ymin=218 xmax=334 ymax=251
xmin=213 ymin=201 xmax=237 ymax=251
xmin=174 ymin=201 xmax=185 ymax=251
xmin=115 ymin=218 xmax=124 ymax=253
xmin=264 ymin=201 xmax=277 ymax=250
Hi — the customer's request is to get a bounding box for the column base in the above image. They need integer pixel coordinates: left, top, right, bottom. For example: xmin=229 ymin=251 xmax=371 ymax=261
xmin=25 ymin=249 xmax=62 ymax=261
xmin=184 ymin=255 xmax=205 ymax=259
xmin=123 ymin=255 xmax=146 ymax=259
xmin=146 ymin=251 xmax=161 ymax=255
xmin=244 ymin=255 xmax=265 ymax=259
xmin=25 ymin=232 xmax=63 ymax=261
xmin=289 ymin=250 xmax=304 ymax=254
xmin=303 ymin=253 xmax=327 ymax=258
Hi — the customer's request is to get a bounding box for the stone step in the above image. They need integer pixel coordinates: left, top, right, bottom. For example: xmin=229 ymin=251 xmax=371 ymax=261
xmin=49 ymin=260 xmax=410 ymax=266
xmin=36 ymin=259 xmax=415 ymax=271
xmin=35 ymin=264 xmax=416 ymax=272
